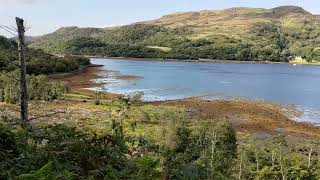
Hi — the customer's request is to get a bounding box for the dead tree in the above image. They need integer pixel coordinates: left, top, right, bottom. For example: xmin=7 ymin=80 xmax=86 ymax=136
xmin=1 ymin=18 xmax=65 ymax=126
xmin=16 ymin=17 xmax=28 ymax=127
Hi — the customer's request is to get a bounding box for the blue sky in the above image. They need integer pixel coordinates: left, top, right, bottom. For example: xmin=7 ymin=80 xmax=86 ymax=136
xmin=1 ymin=0 xmax=320 ymax=37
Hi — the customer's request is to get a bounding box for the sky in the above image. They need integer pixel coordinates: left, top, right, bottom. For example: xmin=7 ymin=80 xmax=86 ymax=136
xmin=1 ymin=0 xmax=320 ymax=37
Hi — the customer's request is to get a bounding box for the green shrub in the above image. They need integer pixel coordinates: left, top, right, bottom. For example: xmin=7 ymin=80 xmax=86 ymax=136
xmin=0 ymin=71 xmax=67 ymax=104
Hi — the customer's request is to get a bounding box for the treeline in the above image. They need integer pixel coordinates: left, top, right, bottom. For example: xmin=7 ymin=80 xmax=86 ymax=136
xmin=30 ymin=23 xmax=320 ymax=62
xmin=64 ymin=37 xmax=291 ymax=62
xmin=61 ymin=23 xmax=294 ymax=62
xmin=27 ymin=50 xmax=91 ymax=75
xmin=0 ymin=71 xmax=67 ymax=103
xmin=0 ymin=35 xmax=90 ymax=75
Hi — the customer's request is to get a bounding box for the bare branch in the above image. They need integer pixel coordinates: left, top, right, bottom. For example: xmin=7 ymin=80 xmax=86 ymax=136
xmin=28 ymin=110 xmax=66 ymax=121
xmin=3 ymin=104 xmax=21 ymax=113
xmin=24 ymin=19 xmax=28 ymax=30
xmin=25 ymin=26 xmax=32 ymax=32
xmin=29 ymin=102 xmax=44 ymax=111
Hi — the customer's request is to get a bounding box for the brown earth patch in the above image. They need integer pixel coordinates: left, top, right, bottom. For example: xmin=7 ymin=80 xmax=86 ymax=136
xmin=49 ymin=65 xmax=103 ymax=89
xmin=49 ymin=65 xmax=120 ymax=99
xmin=152 ymin=98 xmax=320 ymax=139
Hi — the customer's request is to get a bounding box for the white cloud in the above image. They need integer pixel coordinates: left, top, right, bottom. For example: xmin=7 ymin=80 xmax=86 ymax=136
xmin=104 ymin=23 xmax=126 ymax=28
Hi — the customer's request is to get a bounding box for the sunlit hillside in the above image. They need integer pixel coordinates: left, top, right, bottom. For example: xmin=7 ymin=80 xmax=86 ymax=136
xmin=30 ymin=6 xmax=320 ymax=61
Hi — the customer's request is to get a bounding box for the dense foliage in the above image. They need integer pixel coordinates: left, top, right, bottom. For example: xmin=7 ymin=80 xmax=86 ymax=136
xmin=0 ymin=71 xmax=67 ymax=103
xmin=0 ymin=35 xmax=90 ymax=75
xmin=1 ymin=112 xmax=319 ymax=179
xmin=0 ymin=124 xmax=131 ymax=179
xmin=60 ymin=24 xmax=293 ymax=62
xmin=31 ymin=23 xmax=296 ymax=62
xmin=237 ymin=136 xmax=320 ymax=179
xmin=0 ymin=85 xmax=319 ymax=179
xmin=30 ymin=6 xmax=320 ymax=62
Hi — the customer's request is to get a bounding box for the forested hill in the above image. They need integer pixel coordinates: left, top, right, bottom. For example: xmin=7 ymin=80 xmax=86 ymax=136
xmin=0 ymin=35 xmax=90 ymax=75
xmin=30 ymin=6 xmax=320 ymax=62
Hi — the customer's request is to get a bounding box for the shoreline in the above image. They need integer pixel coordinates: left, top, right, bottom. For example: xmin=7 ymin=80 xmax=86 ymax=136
xmin=90 ymin=56 xmax=281 ymax=64
xmin=84 ymin=55 xmax=320 ymax=66
xmin=151 ymin=98 xmax=320 ymax=138
xmin=51 ymin=64 xmax=320 ymax=139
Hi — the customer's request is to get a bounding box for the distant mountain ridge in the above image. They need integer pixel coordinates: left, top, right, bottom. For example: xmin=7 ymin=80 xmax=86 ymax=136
xmin=29 ymin=6 xmax=320 ymax=62
xmin=141 ymin=5 xmax=318 ymax=37
xmin=11 ymin=36 xmax=34 ymax=43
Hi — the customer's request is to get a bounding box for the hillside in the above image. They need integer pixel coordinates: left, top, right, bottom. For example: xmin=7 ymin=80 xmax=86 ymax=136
xmin=30 ymin=6 xmax=320 ymax=62
xmin=142 ymin=6 xmax=314 ymax=38
xmin=0 ymin=35 xmax=90 ymax=75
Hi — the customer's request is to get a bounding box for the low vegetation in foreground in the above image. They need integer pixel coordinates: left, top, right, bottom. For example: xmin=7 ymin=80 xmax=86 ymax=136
xmin=1 ymin=5 xmax=320 ymax=179
xmin=0 ymin=83 xmax=320 ymax=179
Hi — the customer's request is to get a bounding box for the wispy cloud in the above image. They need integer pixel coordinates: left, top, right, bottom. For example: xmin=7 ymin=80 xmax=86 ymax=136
xmin=309 ymin=8 xmax=320 ymax=14
xmin=0 ymin=0 xmax=37 ymax=4
xmin=21 ymin=0 xmax=37 ymax=4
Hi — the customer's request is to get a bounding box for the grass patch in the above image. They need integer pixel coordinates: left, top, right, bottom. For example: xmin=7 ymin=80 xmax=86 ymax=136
xmin=147 ymin=46 xmax=172 ymax=52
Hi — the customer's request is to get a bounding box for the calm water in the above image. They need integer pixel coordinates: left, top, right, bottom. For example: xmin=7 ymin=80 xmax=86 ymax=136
xmin=91 ymin=58 xmax=320 ymax=124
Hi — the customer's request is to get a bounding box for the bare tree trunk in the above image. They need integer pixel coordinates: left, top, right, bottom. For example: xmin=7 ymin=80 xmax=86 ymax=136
xmin=280 ymin=158 xmax=286 ymax=180
xmin=255 ymin=150 xmax=259 ymax=172
xmin=271 ymin=152 xmax=276 ymax=168
xmin=238 ymin=147 xmax=243 ymax=180
xmin=308 ymin=148 xmax=313 ymax=168
xmin=16 ymin=17 xmax=28 ymax=127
